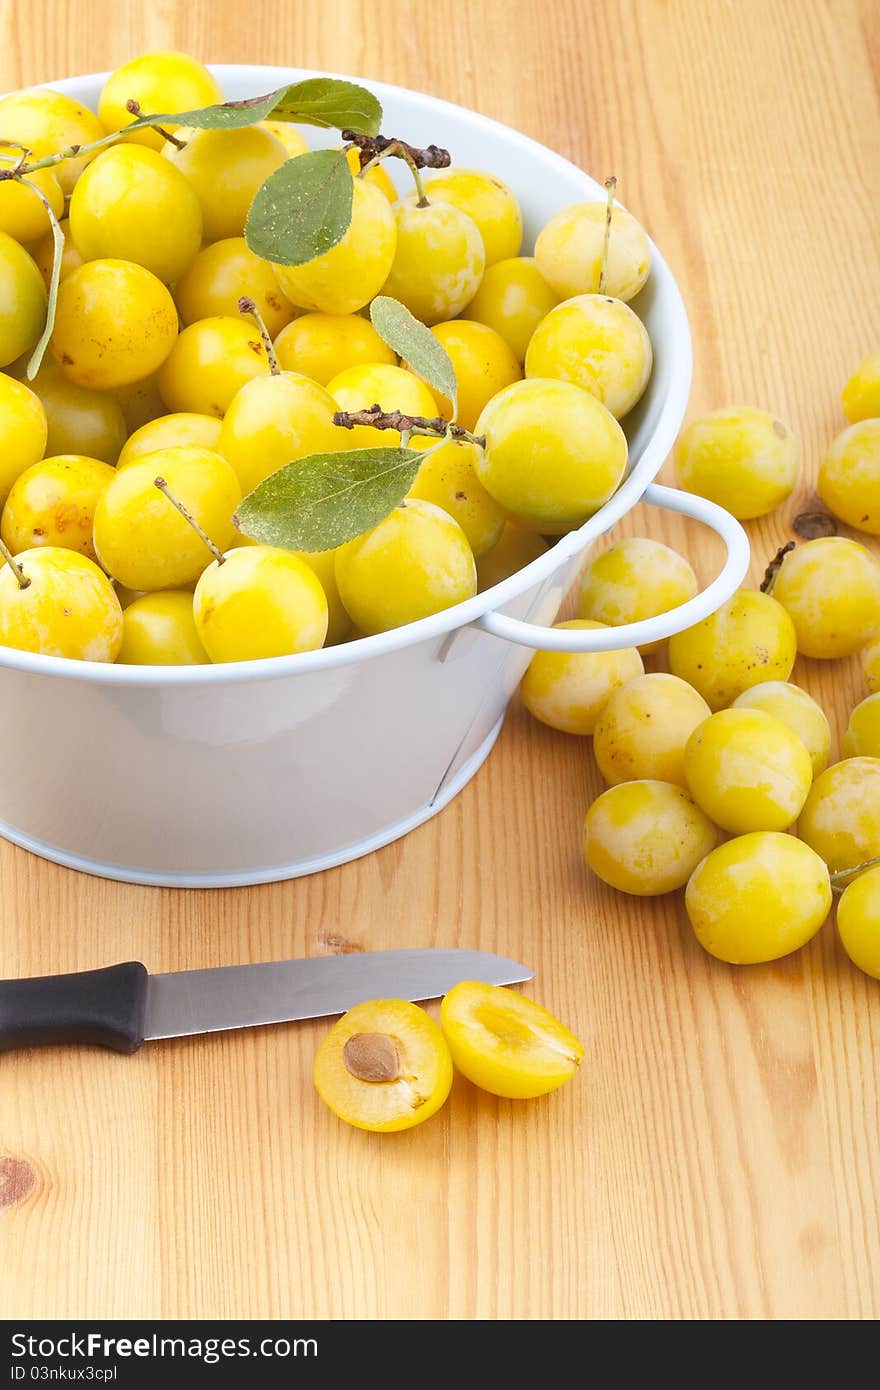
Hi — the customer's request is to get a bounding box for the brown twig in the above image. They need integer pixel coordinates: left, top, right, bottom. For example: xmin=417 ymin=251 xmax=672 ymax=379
xmin=333 ymin=406 xmax=485 ymax=449
xmin=341 ymin=131 xmax=451 ymax=171
xmin=760 ymin=541 xmax=796 ymax=594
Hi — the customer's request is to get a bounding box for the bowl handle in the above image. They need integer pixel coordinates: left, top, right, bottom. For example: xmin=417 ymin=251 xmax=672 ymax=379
xmin=473 ymin=484 xmax=750 ymax=652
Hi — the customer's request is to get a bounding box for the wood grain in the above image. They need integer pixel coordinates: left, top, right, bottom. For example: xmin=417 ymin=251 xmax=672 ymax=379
xmin=1 ymin=0 xmax=878 ymax=1321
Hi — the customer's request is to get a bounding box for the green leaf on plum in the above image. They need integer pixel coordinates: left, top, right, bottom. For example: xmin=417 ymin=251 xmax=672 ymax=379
xmin=126 ymin=77 xmax=382 ymax=137
xmin=244 ymin=149 xmax=353 ymax=267
xmin=267 ymin=78 xmax=383 ymax=136
xmin=234 ymin=448 xmax=424 ymax=552
xmin=370 ymin=296 xmax=458 ymax=418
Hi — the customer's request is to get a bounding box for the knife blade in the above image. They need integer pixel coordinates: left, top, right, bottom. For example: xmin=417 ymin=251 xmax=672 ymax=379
xmin=0 ymin=949 xmax=533 ymax=1055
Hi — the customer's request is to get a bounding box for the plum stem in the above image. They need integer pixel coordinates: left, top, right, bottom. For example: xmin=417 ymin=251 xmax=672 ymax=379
xmin=830 ymin=856 xmax=880 ymax=892
xmin=238 ymin=296 xmax=280 ymax=374
xmin=0 ymin=537 xmax=30 ymax=589
xmin=598 ymin=175 xmax=617 ymax=295
xmin=153 ymin=478 xmax=225 ymax=565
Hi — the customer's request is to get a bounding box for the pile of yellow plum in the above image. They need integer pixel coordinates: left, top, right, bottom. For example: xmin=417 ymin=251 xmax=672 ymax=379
xmin=0 ymin=49 xmax=656 ymax=666
xmin=522 ymin=353 xmax=880 ymax=979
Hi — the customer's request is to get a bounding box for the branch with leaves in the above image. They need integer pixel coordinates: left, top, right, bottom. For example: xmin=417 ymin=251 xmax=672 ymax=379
xmin=2 ymin=74 xmax=468 ymax=554
xmin=2 ymin=74 xmax=452 ymax=375
xmin=234 ymin=297 xmax=473 ymax=552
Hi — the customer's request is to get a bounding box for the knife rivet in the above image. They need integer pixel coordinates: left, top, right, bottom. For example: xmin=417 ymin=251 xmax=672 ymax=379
xmin=343 ymin=1032 xmax=401 ymax=1083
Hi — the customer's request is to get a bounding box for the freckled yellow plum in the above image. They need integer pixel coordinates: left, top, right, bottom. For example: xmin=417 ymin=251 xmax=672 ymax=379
xmin=0 ymin=160 xmax=63 ymax=242
xmin=0 ymin=546 xmax=122 ymax=661
xmin=273 ymin=179 xmax=396 ymax=316
xmin=164 ymin=125 xmax=286 ymax=241
xmin=476 ymin=522 xmax=549 ymax=591
xmin=593 ymin=673 xmax=711 ymax=787
xmin=423 ymin=319 xmax=521 ymax=429
xmin=0 ymin=87 xmax=105 ymax=192
xmin=26 ymin=361 xmax=126 ymax=465
xmin=1 ymin=454 xmax=115 ymax=560
xmin=328 ymin=363 xmax=438 ymax=448
xmin=526 ymin=294 xmax=653 ymax=420
xmin=118 ymin=590 xmax=208 ymax=665
xmin=408 ymin=441 xmax=505 ymax=558
xmin=576 ymin=537 xmax=698 ymax=654
xmin=668 ymin=589 xmax=797 ymax=710
xmin=118 ymin=412 xmax=222 ymax=469
xmin=423 ymin=168 xmax=522 ymax=265
xmin=0 ymin=374 xmax=47 ymax=504
xmin=51 ymin=259 xmax=178 ymax=390
xmin=441 ymin=981 xmax=583 ymax=1100
xmin=475 ymin=378 xmax=627 ymax=529
xmin=583 ymin=780 xmax=717 ymax=896
xmin=382 ymin=198 xmax=484 ymax=326
xmin=843 ymin=694 xmax=880 ymax=758
xmin=818 ymin=420 xmax=880 ymax=535
xmin=773 ymin=537 xmax=880 ymax=659
xmin=0 ymin=233 xmax=46 ymax=368
xmin=799 ymin=758 xmax=880 ymax=873
xmin=174 ymin=237 xmax=299 ymax=336
xmin=535 ymin=199 xmax=651 ymax=302
xmin=675 ymin=408 xmax=800 ymax=521
xmin=686 ymin=833 xmax=831 ymax=964
xmin=219 ymin=372 xmax=344 ymax=495
xmin=837 ymin=865 xmax=880 ymax=980
xmin=335 ymin=499 xmax=476 ymax=635
xmin=314 ymin=998 xmax=453 ymax=1132
xmin=842 ymin=350 xmax=880 ymax=424
xmin=684 ymin=707 xmax=813 ymax=834
xmin=157 ymin=316 xmax=269 ymax=418
xmin=93 ymin=446 xmax=241 ymax=590
xmin=31 ymin=218 xmax=83 ymax=290
xmin=193 ymin=545 xmax=328 ymax=662
xmin=732 ymin=681 xmax=831 ymax=777
xmin=274 ymin=311 xmax=395 ymax=386
xmin=464 ymin=256 xmax=560 ymax=364
xmin=521 ymin=619 xmax=643 ymax=735
xmin=99 ymin=52 xmax=223 ymax=152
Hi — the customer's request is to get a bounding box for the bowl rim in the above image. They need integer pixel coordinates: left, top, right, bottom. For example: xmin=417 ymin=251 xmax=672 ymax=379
xmin=0 ymin=63 xmax=692 ymax=686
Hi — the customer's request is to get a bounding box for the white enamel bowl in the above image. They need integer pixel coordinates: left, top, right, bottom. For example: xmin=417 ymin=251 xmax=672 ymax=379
xmin=0 ymin=65 xmax=749 ymax=886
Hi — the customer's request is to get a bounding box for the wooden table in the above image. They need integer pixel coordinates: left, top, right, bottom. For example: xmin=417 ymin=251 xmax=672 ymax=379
xmin=1 ymin=0 xmax=878 ymax=1322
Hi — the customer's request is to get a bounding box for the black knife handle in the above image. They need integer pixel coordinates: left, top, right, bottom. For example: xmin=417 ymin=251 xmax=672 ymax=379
xmin=0 ymin=962 xmax=149 ymax=1054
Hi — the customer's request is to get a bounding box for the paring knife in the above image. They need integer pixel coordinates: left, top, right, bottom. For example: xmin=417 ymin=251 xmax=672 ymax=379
xmin=0 ymin=949 xmax=533 ymax=1055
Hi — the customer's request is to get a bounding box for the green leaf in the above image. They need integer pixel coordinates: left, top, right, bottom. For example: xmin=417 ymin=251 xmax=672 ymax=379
xmin=125 ymin=77 xmax=381 ymax=136
xmin=245 ymin=149 xmax=353 ymax=266
xmin=268 ymin=78 xmax=382 ymax=136
xmin=127 ymin=90 xmax=287 ymax=133
xmin=370 ymin=296 xmax=458 ymax=417
xmin=235 ymin=448 xmax=423 ymax=551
